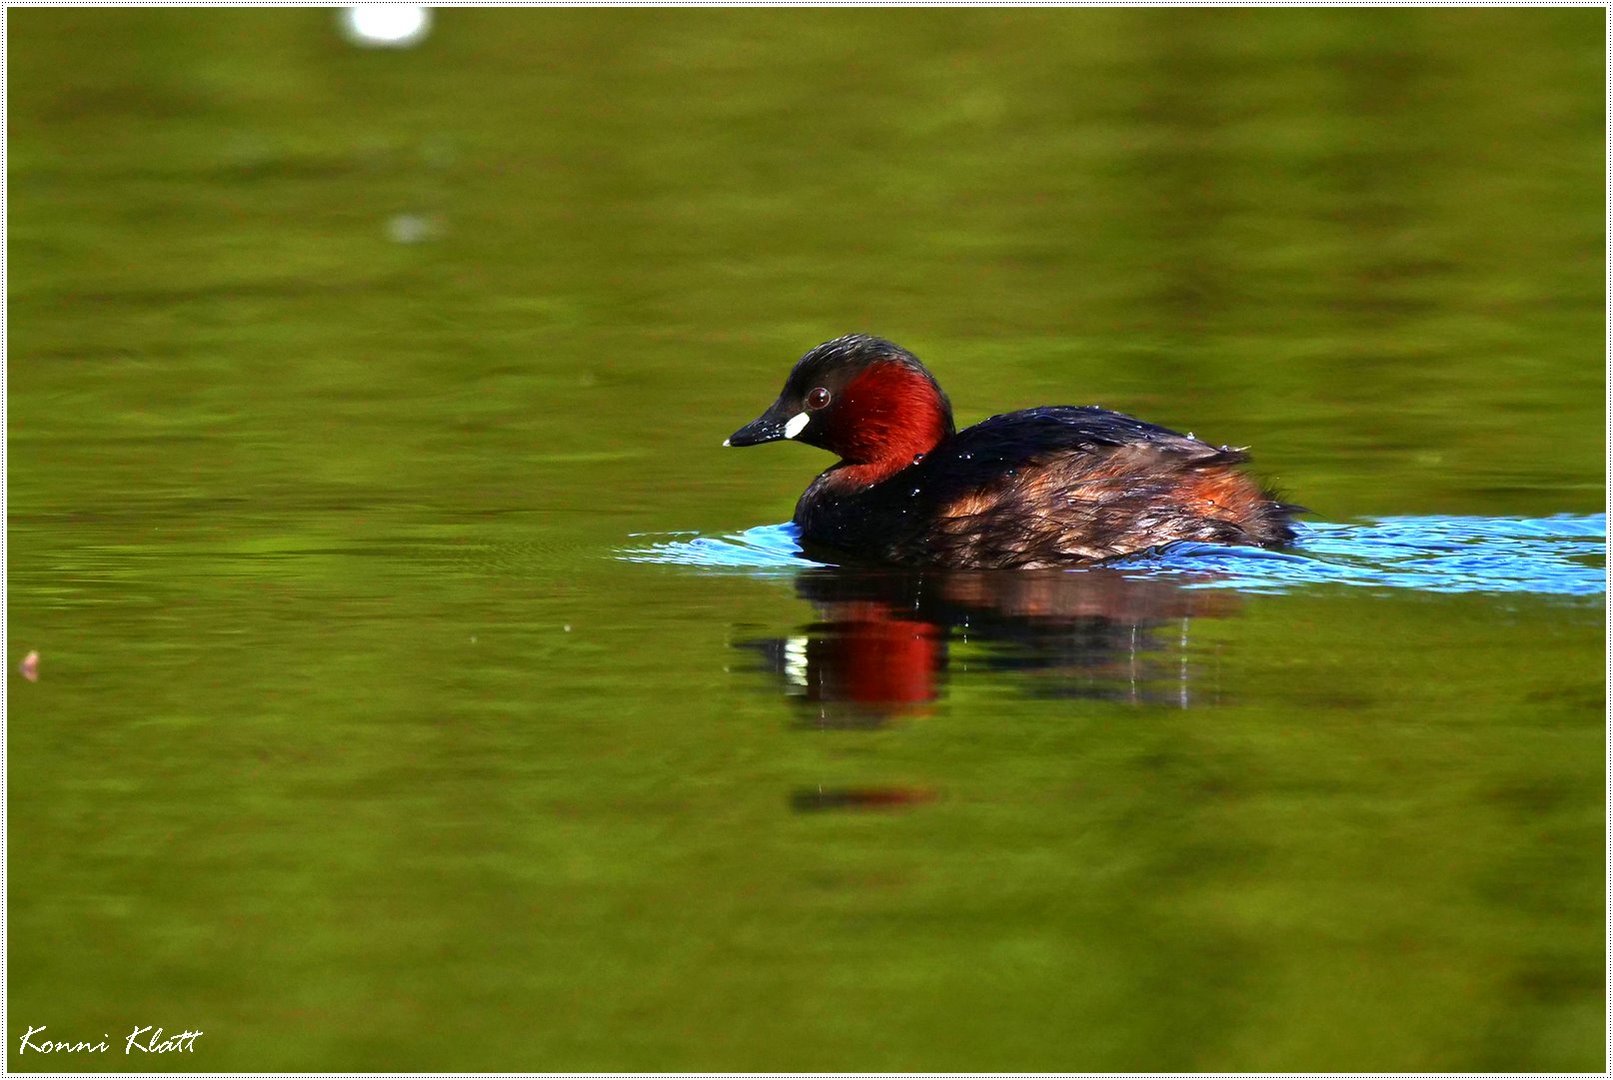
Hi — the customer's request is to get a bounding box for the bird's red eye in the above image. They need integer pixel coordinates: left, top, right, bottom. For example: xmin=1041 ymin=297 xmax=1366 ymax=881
xmin=806 ymin=387 xmax=831 ymax=410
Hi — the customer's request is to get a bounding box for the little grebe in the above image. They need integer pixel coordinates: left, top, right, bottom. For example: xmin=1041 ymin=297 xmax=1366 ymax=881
xmin=725 ymin=334 xmax=1299 ymax=569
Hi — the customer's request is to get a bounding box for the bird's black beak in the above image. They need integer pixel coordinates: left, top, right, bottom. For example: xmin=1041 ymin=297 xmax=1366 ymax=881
xmin=725 ymin=397 xmax=800 ymax=447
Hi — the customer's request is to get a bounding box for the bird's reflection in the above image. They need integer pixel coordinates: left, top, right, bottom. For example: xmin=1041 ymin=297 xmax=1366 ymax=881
xmin=736 ymin=565 xmax=1241 ymax=726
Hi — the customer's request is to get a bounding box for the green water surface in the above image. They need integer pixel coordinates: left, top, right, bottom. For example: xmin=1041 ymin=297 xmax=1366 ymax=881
xmin=7 ymin=8 xmax=1605 ymax=1071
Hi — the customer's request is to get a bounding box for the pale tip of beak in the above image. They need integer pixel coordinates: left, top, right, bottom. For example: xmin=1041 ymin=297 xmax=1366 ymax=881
xmin=722 ymin=438 xmax=731 ymax=447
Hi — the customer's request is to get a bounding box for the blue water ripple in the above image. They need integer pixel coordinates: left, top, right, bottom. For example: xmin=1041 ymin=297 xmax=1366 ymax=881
xmin=622 ymin=515 xmax=1606 ymax=598
xmin=623 ymin=524 xmax=816 ymax=572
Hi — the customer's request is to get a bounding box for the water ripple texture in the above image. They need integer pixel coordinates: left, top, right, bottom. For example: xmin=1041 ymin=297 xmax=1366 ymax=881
xmin=623 ymin=515 xmax=1606 ymax=598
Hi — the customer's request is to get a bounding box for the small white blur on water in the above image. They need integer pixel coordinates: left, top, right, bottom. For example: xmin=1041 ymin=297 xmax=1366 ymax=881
xmin=338 ymin=5 xmax=432 ymax=49
xmin=335 ymin=8 xmax=445 ymax=246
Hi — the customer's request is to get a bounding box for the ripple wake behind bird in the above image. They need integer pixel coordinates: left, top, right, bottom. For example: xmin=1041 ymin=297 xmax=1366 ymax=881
xmin=622 ymin=515 xmax=1605 ymax=598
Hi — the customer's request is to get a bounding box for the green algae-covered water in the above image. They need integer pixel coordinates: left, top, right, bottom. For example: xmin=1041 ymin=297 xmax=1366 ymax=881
xmin=7 ymin=8 xmax=1604 ymax=1071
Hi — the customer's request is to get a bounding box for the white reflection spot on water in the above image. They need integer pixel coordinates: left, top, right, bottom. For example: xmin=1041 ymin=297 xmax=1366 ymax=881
xmin=339 ymin=5 xmax=432 ymax=48
xmin=387 ymin=213 xmax=439 ymax=244
xmin=783 ymin=636 xmax=809 ymax=692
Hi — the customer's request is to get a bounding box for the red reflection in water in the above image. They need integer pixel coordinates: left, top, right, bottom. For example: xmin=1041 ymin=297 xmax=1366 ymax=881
xmin=806 ymin=600 xmax=941 ymax=709
xmin=790 ymin=786 xmax=941 ymax=813
xmin=739 ymin=566 xmax=1240 ymax=723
